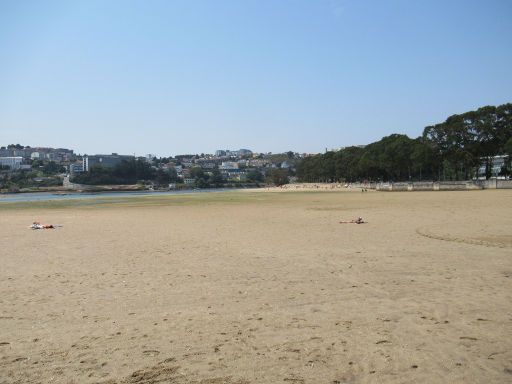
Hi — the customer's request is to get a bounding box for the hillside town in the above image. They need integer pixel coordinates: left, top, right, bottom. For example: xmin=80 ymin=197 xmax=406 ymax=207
xmin=0 ymin=144 xmax=302 ymax=192
xmin=2 ymin=102 xmax=511 ymax=194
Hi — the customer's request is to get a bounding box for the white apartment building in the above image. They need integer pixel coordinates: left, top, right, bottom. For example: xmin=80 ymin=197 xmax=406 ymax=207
xmin=219 ymin=161 xmax=239 ymax=170
xmin=0 ymin=157 xmax=23 ymax=170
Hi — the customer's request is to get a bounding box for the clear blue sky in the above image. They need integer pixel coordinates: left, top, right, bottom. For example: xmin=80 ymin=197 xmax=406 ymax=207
xmin=1 ymin=0 xmax=511 ymax=156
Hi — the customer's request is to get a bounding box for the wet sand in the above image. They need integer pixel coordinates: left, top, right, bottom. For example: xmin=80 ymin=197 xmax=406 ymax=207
xmin=0 ymin=190 xmax=511 ymax=383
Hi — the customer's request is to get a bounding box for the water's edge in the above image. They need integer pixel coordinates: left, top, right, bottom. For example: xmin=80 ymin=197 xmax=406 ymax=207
xmin=0 ymin=188 xmax=247 ymax=203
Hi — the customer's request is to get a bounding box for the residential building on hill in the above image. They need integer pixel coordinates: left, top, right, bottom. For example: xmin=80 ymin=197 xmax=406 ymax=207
xmin=219 ymin=161 xmax=239 ymax=170
xmin=215 ymin=149 xmax=253 ymax=158
xmin=0 ymin=147 xmax=74 ymax=162
xmin=69 ymin=163 xmax=84 ymax=175
xmin=83 ymin=154 xmax=134 ymax=171
xmin=0 ymin=157 xmax=23 ymax=170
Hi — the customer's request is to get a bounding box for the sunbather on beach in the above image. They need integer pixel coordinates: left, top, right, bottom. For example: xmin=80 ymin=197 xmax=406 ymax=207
xmin=29 ymin=222 xmax=55 ymax=229
xmin=340 ymin=217 xmax=365 ymax=224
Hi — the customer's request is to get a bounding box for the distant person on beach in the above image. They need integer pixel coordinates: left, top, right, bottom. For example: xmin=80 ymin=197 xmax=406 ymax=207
xmin=340 ymin=217 xmax=365 ymax=224
xmin=29 ymin=222 xmax=55 ymax=229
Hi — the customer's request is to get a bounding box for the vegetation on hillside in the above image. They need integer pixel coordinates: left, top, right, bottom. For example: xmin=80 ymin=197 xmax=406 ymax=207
xmin=0 ymin=161 xmax=66 ymax=192
xmin=297 ymin=103 xmax=512 ymax=182
xmin=72 ymin=159 xmax=177 ymax=186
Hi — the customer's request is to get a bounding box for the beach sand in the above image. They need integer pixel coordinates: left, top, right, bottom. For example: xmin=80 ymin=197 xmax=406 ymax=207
xmin=0 ymin=189 xmax=511 ymax=383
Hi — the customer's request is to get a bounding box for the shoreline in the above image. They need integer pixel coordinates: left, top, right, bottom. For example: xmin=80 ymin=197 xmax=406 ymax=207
xmin=0 ymin=186 xmax=265 ymax=204
xmin=4 ymin=176 xmax=511 ymax=197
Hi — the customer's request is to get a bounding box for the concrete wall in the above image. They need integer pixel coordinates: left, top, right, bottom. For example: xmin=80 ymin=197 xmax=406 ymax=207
xmin=437 ymin=181 xmax=472 ymax=191
xmin=376 ymin=180 xmax=510 ymax=191
xmin=375 ymin=183 xmax=391 ymax=191
xmin=391 ymin=182 xmax=409 ymax=191
xmin=411 ymin=182 xmax=434 ymax=191
xmin=350 ymin=182 xmax=377 ymax=190
xmin=474 ymin=179 xmax=496 ymax=189
xmin=497 ymin=180 xmax=512 ymax=189
xmin=375 ymin=179 xmax=512 ymax=191
xmin=472 ymin=179 xmax=512 ymax=189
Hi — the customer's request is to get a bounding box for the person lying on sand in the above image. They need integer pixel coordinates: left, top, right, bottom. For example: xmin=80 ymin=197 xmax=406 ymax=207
xmin=29 ymin=222 xmax=56 ymax=229
xmin=340 ymin=217 xmax=365 ymax=224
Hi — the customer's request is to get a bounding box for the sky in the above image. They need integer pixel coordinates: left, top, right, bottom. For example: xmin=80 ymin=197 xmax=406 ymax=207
xmin=0 ymin=0 xmax=511 ymax=156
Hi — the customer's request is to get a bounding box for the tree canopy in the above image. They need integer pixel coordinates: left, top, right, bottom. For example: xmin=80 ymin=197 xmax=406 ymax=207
xmin=297 ymin=103 xmax=512 ymax=182
xmin=72 ymin=159 xmax=165 ymax=185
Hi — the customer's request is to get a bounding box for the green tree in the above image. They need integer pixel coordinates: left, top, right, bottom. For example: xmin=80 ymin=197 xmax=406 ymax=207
xmin=43 ymin=161 xmax=65 ymax=175
xmin=209 ymin=168 xmax=224 ymax=187
xmin=336 ymin=146 xmax=364 ymax=182
xmin=268 ymin=169 xmax=289 ymax=186
xmin=154 ymin=169 xmax=171 ymax=185
xmin=167 ymin=167 xmax=178 ymax=182
xmin=190 ymin=167 xmax=205 ymax=180
xmin=504 ymin=137 xmax=512 ymax=177
xmin=246 ymin=169 xmax=264 ymax=183
xmin=504 ymin=137 xmax=512 ymax=157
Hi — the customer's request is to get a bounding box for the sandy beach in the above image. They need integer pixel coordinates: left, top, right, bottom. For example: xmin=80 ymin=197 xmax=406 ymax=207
xmin=0 ymin=189 xmax=511 ymax=384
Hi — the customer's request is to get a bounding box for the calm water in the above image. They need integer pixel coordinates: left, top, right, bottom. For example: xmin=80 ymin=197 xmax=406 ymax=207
xmin=0 ymin=189 xmax=234 ymax=203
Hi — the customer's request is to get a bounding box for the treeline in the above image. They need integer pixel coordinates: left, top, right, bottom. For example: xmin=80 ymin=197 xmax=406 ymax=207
xmin=72 ymin=159 xmax=176 ymax=185
xmin=297 ymin=103 xmax=512 ymax=182
xmin=0 ymin=160 xmax=67 ymax=192
xmin=71 ymin=159 xmax=272 ymax=187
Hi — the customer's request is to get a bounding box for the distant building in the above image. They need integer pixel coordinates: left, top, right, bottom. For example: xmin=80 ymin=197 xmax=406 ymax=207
xmin=15 ymin=148 xmax=34 ymax=158
xmin=220 ymin=169 xmax=247 ymax=181
xmin=219 ymin=161 xmax=239 ymax=170
xmin=477 ymin=155 xmax=509 ymax=178
xmin=238 ymin=149 xmax=252 ymax=157
xmin=248 ymin=158 xmax=270 ymax=167
xmin=48 ymin=149 xmax=74 ymax=162
xmin=0 ymin=147 xmax=74 ymax=162
xmin=69 ymin=163 xmax=84 ymax=175
xmin=0 ymin=157 xmax=23 ymax=170
xmin=83 ymin=154 xmax=134 ymax=171
xmin=0 ymin=148 xmax=11 ymax=157
xmin=215 ymin=149 xmax=252 ymax=158
xmin=200 ymin=162 xmax=217 ymax=169
xmin=196 ymin=157 xmax=222 ymax=167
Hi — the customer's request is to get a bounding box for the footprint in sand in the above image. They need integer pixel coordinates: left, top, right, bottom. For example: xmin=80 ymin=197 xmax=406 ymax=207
xmin=143 ymin=350 xmax=160 ymax=356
